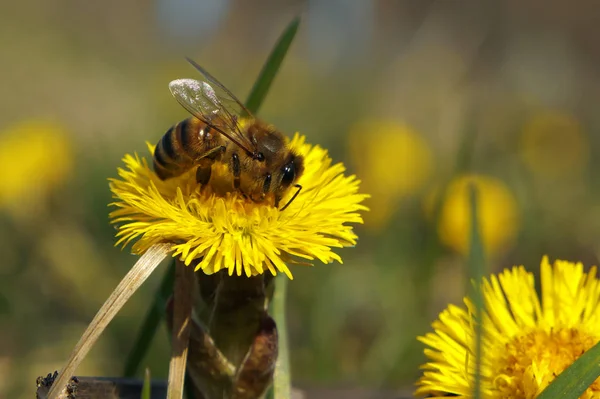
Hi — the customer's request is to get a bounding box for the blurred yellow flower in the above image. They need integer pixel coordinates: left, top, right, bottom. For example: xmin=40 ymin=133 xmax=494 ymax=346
xmin=427 ymin=175 xmax=519 ymax=256
xmin=520 ymin=110 xmax=588 ymax=178
xmin=110 ymin=133 xmax=368 ymax=279
xmin=0 ymin=120 xmax=73 ymax=214
xmin=417 ymin=256 xmax=600 ymax=398
xmin=349 ymin=120 xmax=433 ymax=229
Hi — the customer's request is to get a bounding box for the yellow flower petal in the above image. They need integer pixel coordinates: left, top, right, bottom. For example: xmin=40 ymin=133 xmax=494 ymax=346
xmin=426 ymin=174 xmax=519 ymax=257
xmin=417 ymin=256 xmax=600 ymax=398
xmin=110 ymin=133 xmax=369 ymax=278
xmin=520 ymin=110 xmax=588 ymax=179
xmin=0 ymin=119 xmax=73 ymax=214
xmin=349 ymin=119 xmax=433 ymax=230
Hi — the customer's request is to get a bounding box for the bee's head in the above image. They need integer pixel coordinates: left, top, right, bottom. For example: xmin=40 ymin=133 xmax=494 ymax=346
xmin=259 ymin=152 xmax=303 ymax=195
xmin=244 ymin=123 xmax=304 ymax=207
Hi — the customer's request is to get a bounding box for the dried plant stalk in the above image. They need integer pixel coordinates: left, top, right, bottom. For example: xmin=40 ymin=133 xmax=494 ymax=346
xmin=36 ymin=374 xmax=168 ymax=399
xmin=166 ymin=260 xmax=195 ymax=399
xmin=46 ymin=244 xmax=171 ymax=399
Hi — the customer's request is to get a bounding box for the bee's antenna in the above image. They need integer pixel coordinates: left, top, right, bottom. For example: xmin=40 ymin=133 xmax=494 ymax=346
xmin=280 ymin=184 xmax=302 ymax=211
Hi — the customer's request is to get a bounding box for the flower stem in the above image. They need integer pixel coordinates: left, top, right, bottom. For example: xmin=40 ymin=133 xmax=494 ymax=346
xmin=271 ymin=275 xmax=291 ymax=399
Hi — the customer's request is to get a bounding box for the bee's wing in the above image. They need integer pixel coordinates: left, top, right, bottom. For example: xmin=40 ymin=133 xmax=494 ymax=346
xmin=169 ymin=78 xmax=255 ymax=154
xmin=185 ymin=58 xmax=254 ymax=117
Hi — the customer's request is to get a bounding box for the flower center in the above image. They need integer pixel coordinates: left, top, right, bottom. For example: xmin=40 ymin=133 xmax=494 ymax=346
xmin=493 ymin=328 xmax=599 ymax=398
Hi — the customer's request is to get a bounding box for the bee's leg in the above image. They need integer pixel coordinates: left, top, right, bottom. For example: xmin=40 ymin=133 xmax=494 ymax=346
xmin=196 ymin=145 xmax=226 ymax=162
xmin=263 ymin=174 xmax=272 ymax=195
xmin=195 ymin=146 xmax=225 ymax=186
xmin=279 ymin=184 xmax=302 ymax=211
xmin=195 ymin=158 xmax=213 ymax=185
xmin=232 ymin=153 xmax=241 ymax=190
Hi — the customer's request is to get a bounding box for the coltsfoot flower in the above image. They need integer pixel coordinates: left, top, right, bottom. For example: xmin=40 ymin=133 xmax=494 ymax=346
xmin=416 ymin=256 xmax=600 ymax=398
xmin=520 ymin=110 xmax=589 ymax=179
xmin=0 ymin=119 xmax=73 ymax=214
xmin=348 ymin=119 xmax=433 ymax=230
xmin=425 ymin=174 xmax=519 ymax=257
xmin=109 ymin=133 xmax=368 ymax=279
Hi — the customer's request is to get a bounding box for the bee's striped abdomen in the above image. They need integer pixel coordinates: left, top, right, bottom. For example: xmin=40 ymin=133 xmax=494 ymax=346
xmin=153 ymin=118 xmax=196 ymax=180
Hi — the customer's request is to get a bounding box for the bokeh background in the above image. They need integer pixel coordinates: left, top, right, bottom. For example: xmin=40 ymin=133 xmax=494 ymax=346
xmin=3 ymin=0 xmax=600 ymax=397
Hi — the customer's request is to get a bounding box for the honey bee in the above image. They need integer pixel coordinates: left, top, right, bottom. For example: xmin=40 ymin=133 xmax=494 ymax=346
xmin=153 ymin=58 xmax=304 ymax=210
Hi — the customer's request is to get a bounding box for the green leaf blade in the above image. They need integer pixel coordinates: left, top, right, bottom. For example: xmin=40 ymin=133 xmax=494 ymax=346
xmin=272 ymin=275 xmax=291 ymax=398
xmin=538 ymin=340 xmax=600 ymax=399
xmin=141 ymin=368 xmax=151 ymax=399
xmin=244 ymin=16 xmax=300 ymax=115
xmin=468 ymin=185 xmax=485 ymax=399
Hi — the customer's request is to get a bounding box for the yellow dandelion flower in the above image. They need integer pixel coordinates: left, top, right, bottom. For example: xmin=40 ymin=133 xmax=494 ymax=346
xmin=0 ymin=119 xmax=73 ymax=214
xmin=520 ymin=110 xmax=588 ymax=179
xmin=109 ymin=133 xmax=368 ymax=279
xmin=349 ymin=119 xmax=433 ymax=230
xmin=416 ymin=256 xmax=600 ymax=398
xmin=425 ymin=174 xmax=519 ymax=257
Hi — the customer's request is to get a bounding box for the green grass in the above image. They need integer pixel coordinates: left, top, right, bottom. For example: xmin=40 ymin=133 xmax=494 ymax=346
xmin=468 ymin=185 xmax=485 ymax=399
xmin=538 ymin=339 xmax=600 ymax=398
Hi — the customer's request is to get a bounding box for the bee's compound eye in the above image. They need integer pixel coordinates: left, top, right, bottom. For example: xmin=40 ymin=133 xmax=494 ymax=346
xmin=281 ymin=162 xmax=295 ymax=187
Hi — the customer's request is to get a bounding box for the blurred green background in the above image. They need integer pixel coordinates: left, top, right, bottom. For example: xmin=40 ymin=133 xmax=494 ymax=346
xmin=3 ymin=0 xmax=600 ymax=397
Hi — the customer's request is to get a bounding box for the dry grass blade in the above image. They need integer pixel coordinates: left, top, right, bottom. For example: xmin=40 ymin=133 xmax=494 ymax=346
xmin=46 ymin=243 xmax=171 ymax=399
xmin=166 ymin=260 xmax=195 ymax=399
